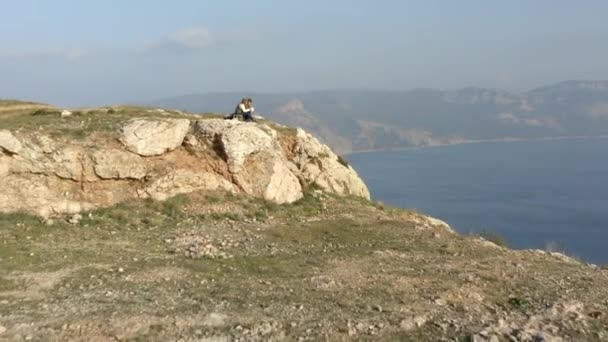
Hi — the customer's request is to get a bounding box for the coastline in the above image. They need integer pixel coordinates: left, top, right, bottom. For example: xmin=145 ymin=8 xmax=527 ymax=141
xmin=345 ymin=134 xmax=608 ymax=156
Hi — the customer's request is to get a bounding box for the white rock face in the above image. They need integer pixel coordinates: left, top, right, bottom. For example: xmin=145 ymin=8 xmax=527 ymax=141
xmin=50 ymin=148 xmax=84 ymax=181
xmin=0 ymin=130 xmax=23 ymax=154
xmin=195 ymin=120 xmax=274 ymax=173
xmin=31 ymin=133 xmax=57 ymax=154
xmin=233 ymin=150 xmax=303 ymax=204
xmin=0 ymin=117 xmax=371 ymax=216
xmin=120 ymin=119 xmax=190 ymax=156
xmin=194 ymin=120 xmax=303 ymax=203
xmin=293 ymin=128 xmax=370 ymax=199
xmin=0 ymin=156 xmax=10 ymax=177
xmin=143 ymin=169 xmax=237 ymax=201
xmin=0 ymin=175 xmax=94 ymax=217
xmin=92 ymin=149 xmax=147 ymax=180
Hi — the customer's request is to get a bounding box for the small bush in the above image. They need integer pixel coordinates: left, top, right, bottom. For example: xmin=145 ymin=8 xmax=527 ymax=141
xmin=107 ymin=108 xmax=116 ymax=114
xmin=161 ymin=194 xmax=190 ymax=218
xmin=254 ymin=210 xmax=267 ymax=221
xmin=31 ymin=109 xmax=60 ymax=116
xmin=508 ymin=296 xmax=529 ymax=308
xmin=211 ymin=212 xmax=240 ymax=221
xmin=477 ymin=230 xmax=509 ymax=248
xmin=545 ymin=240 xmax=568 ymax=253
xmin=206 ymin=195 xmax=220 ymax=204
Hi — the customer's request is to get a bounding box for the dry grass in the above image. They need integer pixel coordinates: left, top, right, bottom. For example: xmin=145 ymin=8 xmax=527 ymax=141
xmin=0 ymin=191 xmax=606 ymax=341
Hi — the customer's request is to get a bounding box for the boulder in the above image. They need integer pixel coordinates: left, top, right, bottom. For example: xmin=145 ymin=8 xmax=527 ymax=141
xmin=92 ymin=149 xmax=147 ymax=180
xmin=294 ymin=128 xmax=370 ymax=199
xmin=235 ymin=151 xmax=303 ymax=204
xmin=194 ymin=120 xmax=275 ymax=173
xmin=0 ymin=130 xmax=22 ymax=154
xmin=194 ymin=120 xmax=303 ymax=203
xmin=142 ymin=169 xmax=237 ymax=201
xmin=120 ymin=119 xmax=190 ymax=156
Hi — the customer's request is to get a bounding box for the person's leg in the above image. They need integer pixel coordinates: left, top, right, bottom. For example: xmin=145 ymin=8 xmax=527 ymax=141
xmin=243 ymin=111 xmax=253 ymax=122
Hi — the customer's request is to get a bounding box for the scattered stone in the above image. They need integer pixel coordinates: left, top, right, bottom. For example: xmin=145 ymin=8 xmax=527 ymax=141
xmin=310 ymin=275 xmax=337 ymax=289
xmin=400 ymin=315 xmax=428 ymax=331
xmin=0 ymin=325 xmax=6 ymax=335
xmin=203 ymin=313 xmax=228 ymax=327
xmin=60 ymin=110 xmax=72 ymax=118
xmin=434 ymin=298 xmax=447 ymax=306
xmin=68 ymin=214 xmax=83 ymax=225
xmin=169 ymin=233 xmax=231 ymax=259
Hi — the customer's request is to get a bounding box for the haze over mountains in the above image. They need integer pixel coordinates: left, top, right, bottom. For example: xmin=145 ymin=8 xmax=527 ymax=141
xmin=153 ymin=80 xmax=608 ymax=153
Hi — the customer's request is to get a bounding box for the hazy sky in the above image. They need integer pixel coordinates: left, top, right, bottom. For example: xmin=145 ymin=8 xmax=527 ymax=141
xmin=1 ymin=0 xmax=607 ymax=106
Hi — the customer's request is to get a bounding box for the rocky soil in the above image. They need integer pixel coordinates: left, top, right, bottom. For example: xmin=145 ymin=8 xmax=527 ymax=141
xmin=0 ymin=190 xmax=607 ymax=341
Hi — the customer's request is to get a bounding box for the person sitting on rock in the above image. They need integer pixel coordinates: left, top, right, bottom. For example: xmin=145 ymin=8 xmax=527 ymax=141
xmin=226 ymin=98 xmax=255 ymax=122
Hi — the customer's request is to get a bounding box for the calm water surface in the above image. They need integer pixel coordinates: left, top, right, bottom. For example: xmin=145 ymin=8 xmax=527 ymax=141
xmin=348 ymin=139 xmax=608 ymax=264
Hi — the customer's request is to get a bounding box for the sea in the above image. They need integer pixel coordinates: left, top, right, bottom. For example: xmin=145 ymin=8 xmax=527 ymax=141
xmin=347 ymin=138 xmax=608 ymax=265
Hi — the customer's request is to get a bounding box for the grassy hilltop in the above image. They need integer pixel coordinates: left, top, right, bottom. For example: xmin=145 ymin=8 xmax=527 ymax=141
xmin=0 ymin=101 xmax=607 ymax=341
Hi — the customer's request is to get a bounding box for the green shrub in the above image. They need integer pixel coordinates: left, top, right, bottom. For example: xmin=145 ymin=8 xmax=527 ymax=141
xmin=31 ymin=109 xmax=60 ymax=116
xmin=206 ymin=195 xmax=220 ymax=204
xmin=161 ymin=194 xmax=190 ymax=218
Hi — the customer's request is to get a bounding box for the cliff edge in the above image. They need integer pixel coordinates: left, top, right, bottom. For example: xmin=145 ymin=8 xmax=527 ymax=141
xmin=0 ymin=104 xmax=369 ymax=217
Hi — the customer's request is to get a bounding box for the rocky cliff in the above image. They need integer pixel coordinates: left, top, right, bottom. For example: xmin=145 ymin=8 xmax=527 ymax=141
xmin=0 ymin=105 xmax=369 ymax=217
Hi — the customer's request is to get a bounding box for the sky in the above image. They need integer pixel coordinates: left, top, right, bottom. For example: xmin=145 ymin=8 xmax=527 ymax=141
xmin=1 ymin=0 xmax=608 ymax=106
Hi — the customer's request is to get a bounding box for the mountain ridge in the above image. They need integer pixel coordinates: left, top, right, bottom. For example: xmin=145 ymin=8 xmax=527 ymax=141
xmin=152 ymin=80 xmax=608 ymax=153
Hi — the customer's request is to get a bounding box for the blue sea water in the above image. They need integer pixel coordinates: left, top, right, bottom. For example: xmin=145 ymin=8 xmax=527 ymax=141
xmin=348 ymin=139 xmax=608 ymax=265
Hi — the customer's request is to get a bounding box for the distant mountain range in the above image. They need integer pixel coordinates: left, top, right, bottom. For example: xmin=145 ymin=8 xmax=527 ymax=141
xmin=152 ymin=80 xmax=608 ymax=153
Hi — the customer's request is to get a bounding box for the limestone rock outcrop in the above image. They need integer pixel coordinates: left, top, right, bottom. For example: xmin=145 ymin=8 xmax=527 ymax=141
xmin=142 ymin=170 xmax=237 ymax=201
xmin=293 ymin=128 xmax=370 ymax=199
xmin=120 ymin=119 xmax=190 ymax=156
xmin=193 ymin=120 xmax=303 ymax=204
xmin=0 ymin=116 xmax=370 ymax=216
xmin=0 ymin=130 xmax=22 ymax=154
xmin=92 ymin=149 xmax=147 ymax=180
